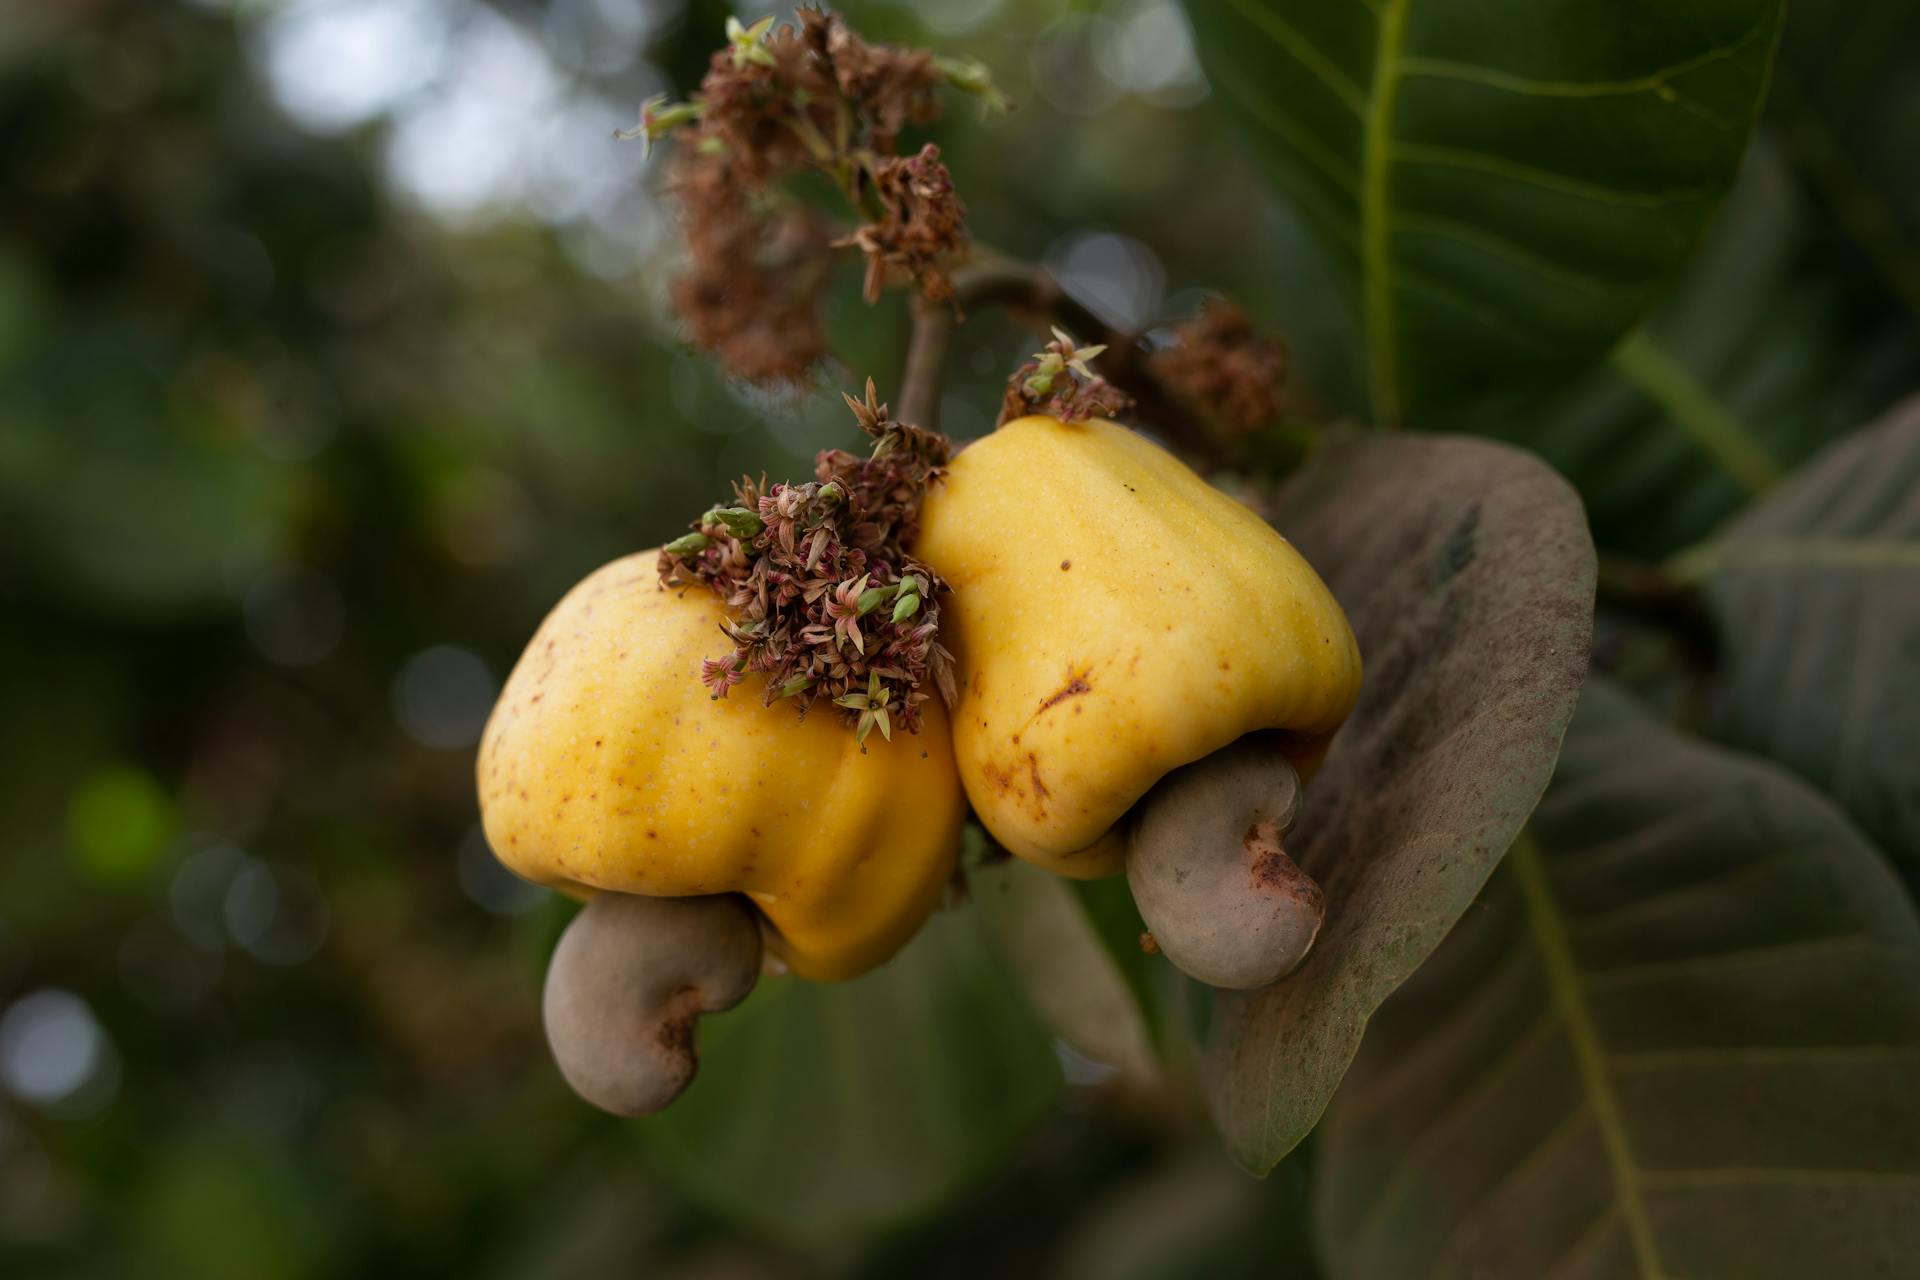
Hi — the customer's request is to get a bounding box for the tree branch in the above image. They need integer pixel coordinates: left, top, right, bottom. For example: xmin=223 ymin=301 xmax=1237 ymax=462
xmin=899 ymin=292 xmax=954 ymax=432
xmin=898 ymin=252 xmax=1225 ymax=466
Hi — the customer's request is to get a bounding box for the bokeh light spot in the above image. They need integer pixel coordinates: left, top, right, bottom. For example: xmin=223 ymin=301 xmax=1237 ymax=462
xmin=1045 ymin=230 xmax=1166 ymax=333
xmin=66 ymin=765 xmax=175 ymax=885
xmin=393 ymin=645 xmax=496 ymax=750
xmin=258 ymin=0 xmax=452 ymax=135
xmin=0 ymin=990 xmax=106 ymax=1107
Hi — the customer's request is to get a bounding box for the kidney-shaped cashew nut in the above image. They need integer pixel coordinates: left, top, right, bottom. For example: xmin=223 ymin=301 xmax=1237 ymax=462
xmin=1125 ymin=735 xmax=1324 ymax=990
xmin=543 ymin=891 xmax=763 ymax=1116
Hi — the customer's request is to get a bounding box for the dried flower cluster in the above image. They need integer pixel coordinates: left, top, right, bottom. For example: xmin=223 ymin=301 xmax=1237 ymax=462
xmin=1149 ymin=301 xmax=1289 ymax=433
xmin=635 ymin=9 xmax=998 ymax=383
xmin=838 ymin=143 xmax=966 ymax=303
xmin=659 ymin=380 xmax=956 ymax=746
xmin=998 ymin=327 xmax=1137 ymax=426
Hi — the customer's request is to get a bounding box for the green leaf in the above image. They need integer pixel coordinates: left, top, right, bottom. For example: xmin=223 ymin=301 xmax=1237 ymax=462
xmin=974 ymin=855 xmax=1162 ymax=1093
xmin=1678 ymin=395 xmax=1920 ymax=867
xmin=1186 ymin=0 xmax=1784 ymax=421
xmin=1048 ymin=1154 xmax=1322 ymax=1280
xmin=1192 ymin=430 xmax=1596 ymax=1173
xmin=642 ymin=901 xmax=1062 ymax=1245
xmin=1449 ymin=139 xmax=1883 ymax=558
xmin=1315 ymin=680 xmax=1920 ymax=1278
xmin=1772 ymin=1 xmax=1920 ymax=328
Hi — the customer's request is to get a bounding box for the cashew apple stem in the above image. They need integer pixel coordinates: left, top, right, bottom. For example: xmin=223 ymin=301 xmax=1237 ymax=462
xmin=1124 ymin=736 xmax=1325 ymax=990
xmin=543 ymin=891 xmax=763 ymax=1116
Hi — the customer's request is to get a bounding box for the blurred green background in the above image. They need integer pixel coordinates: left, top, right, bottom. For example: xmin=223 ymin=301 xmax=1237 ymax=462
xmin=0 ymin=1 xmax=1331 ymax=1275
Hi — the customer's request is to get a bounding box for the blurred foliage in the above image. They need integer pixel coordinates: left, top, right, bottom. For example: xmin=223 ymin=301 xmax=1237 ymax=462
xmin=3 ymin=0 xmax=1917 ymax=1275
xmin=0 ymin=0 xmax=1322 ymax=1275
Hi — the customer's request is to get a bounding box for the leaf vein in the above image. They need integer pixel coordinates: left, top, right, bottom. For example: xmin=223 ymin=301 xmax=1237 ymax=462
xmin=1393 ymin=211 xmax=1640 ymax=299
xmin=1393 ymin=142 xmax=1718 ymax=209
xmin=1347 ymin=1011 xmax=1561 ymax=1262
xmin=1225 ymin=0 xmax=1369 ymax=114
xmin=1429 ymin=1108 xmax=1594 ymax=1280
xmin=1362 ymin=0 xmax=1411 ymax=421
xmin=1513 ymin=831 xmax=1666 ymax=1279
xmin=1639 ymin=1167 xmax=1920 ymax=1190
xmin=1609 ymin=330 xmax=1781 ymax=495
xmin=1210 ymin=63 xmax=1365 ymax=217
xmin=1393 ymin=15 xmax=1768 ymax=122
xmin=1673 ymin=536 xmax=1920 ymax=580
xmin=1580 ymin=933 xmax=1884 ymax=992
xmin=1609 ymin=1044 xmax=1920 ymax=1073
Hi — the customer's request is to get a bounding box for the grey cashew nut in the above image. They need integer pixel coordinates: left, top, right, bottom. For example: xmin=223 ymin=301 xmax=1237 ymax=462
xmin=543 ymin=891 xmax=762 ymax=1116
xmin=1125 ymin=735 xmax=1324 ymax=990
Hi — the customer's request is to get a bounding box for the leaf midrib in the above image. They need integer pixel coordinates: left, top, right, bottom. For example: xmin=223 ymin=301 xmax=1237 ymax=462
xmin=1511 ymin=830 xmax=1668 ymax=1280
xmin=1672 ymin=535 xmax=1920 ymax=580
xmin=1610 ymin=330 xmax=1782 ymax=495
xmin=1363 ymin=0 xmax=1413 ymax=423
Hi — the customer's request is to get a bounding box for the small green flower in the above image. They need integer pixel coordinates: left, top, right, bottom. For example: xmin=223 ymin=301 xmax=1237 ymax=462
xmin=664 ymin=531 xmax=715 ymax=555
xmin=932 ymin=55 xmax=1011 ymax=113
xmin=725 ymin=14 xmax=777 ymax=68
xmin=891 ymin=589 xmax=921 ymax=623
xmin=614 ymin=94 xmax=707 ymax=155
xmin=856 ymin=581 xmax=900 ymax=617
xmin=834 ymin=672 xmax=894 ymax=746
xmin=703 ymin=506 xmax=766 ymax=540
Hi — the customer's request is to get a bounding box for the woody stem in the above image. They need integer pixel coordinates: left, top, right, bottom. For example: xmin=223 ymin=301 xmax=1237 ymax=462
xmin=899 ymin=291 xmax=954 ymax=431
xmin=895 ymin=251 xmax=1225 ymax=465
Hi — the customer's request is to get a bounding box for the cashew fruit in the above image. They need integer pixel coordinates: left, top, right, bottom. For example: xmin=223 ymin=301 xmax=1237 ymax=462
xmin=477 ymin=552 xmax=967 ymax=981
xmin=915 ymin=415 xmax=1361 ymax=877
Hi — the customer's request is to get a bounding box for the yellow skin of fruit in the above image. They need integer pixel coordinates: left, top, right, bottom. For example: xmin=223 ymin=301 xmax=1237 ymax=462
xmin=915 ymin=416 xmax=1362 ymax=878
xmin=476 ymin=552 xmax=967 ymax=982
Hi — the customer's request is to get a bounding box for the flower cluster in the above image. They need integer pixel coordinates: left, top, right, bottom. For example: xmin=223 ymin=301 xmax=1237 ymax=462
xmin=1148 ymin=301 xmax=1289 ymax=433
xmin=659 ymin=380 xmax=956 ymax=745
xmin=838 ymin=143 xmax=966 ymax=304
xmin=633 ymin=9 xmax=999 ymax=384
xmin=998 ymin=327 xmax=1136 ymax=426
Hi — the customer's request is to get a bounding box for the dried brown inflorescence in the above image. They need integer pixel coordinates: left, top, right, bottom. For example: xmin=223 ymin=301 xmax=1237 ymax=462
xmin=646 ymin=9 xmax=988 ymax=384
xmin=1148 ymin=301 xmax=1290 ymax=434
xmin=839 ymin=143 xmax=966 ymax=304
xmin=659 ymin=380 xmax=956 ymax=745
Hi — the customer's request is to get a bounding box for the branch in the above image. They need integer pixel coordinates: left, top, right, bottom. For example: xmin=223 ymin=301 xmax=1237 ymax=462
xmin=899 ymin=292 xmax=955 ymax=431
xmin=899 ymin=252 xmax=1225 ymax=466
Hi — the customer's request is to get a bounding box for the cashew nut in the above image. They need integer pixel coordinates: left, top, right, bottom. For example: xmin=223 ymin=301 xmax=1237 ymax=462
xmin=1125 ymin=735 xmax=1324 ymax=990
xmin=543 ymin=891 xmax=763 ymax=1116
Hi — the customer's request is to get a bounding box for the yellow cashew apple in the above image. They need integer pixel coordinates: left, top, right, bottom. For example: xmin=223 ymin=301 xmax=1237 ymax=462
xmin=915 ymin=415 xmax=1361 ymax=877
xmin=477 ymin=552 xmax=966 ymax=981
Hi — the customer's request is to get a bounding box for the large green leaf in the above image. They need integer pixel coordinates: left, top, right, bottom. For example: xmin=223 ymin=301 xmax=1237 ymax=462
xmin=1193 ymin=430 xmax=1596 ymax=1173
xmin=973 ymin=853 xmax=1162 ymax=1094
xmin=1677 ymin=395 xmax=1920 ymax=867
xmin=1453 ymin=138 xmax=1879 ymax=559
xmin=1186 ymin=0 xmax=1783 ymax=422
xmin=1315 ymin=680 xmax=1920 ymax=1278
xmin=1773 ymin=0 xmax=1920 ymax=328
xmin=641 ymin=900 xmax=1062 ymax=1245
